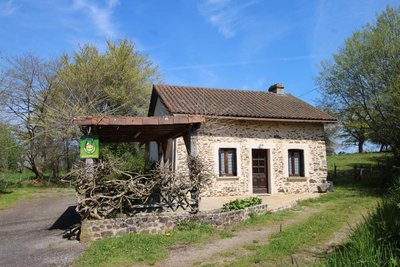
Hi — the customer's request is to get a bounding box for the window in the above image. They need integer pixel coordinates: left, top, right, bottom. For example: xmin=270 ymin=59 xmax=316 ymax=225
xmin=288 ymin=149 xmax=304 ymax=177
xmin=219 ymin=148 xmax=237 ymax=176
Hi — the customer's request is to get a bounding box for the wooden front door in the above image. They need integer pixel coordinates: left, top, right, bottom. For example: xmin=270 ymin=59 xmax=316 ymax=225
xmin=252 ymin=149 xmax=269 ymax=194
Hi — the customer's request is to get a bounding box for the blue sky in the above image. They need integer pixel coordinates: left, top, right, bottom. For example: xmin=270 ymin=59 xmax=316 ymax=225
xmin=0 ymin=0 xmax=398 ymax=105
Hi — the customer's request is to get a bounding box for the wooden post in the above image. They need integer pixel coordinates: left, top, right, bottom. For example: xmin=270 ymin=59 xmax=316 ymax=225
xmin=183 ymin=124 xmax=200 ymax=156
xmin=183 ymin=131 xmax=192 ymax=155
xmin=354 ymin=164 xmax=364 ymax=181
xmin=85 ymin=158 xmax=94 ymax=198
xmin=354 ymin=164 xmax=357 ymax=181
xmin=163 ymin=138 xmax=173 ymax=166
xmin=143 ymin=142 xmax=150 ymax=162
xmin=334 ymin=164 xmax=337 ymax=179
xmin=157 ymin=141 xmax=164 ymax=166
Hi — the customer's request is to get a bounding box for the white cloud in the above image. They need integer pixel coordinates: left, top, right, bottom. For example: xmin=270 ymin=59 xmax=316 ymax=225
xmin=107 ymin=0 xmax=119 ymax=8
xmin=72 ymin=0 xmax=119 ymax=38
xmin=198 ymin=0 xmax=258 ymax=38
xmin=0 ymin=0 xmax=18 ymax=16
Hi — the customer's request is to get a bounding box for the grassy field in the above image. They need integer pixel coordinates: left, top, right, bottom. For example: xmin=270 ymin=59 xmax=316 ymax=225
xmin=76 ymin=187 xmax=380 ymax=267
xmin=319 ymin=199 xmax=400 ymax=267
xmin=0 ymin=171 xmax=73 ymax=210
xmin=225 ymin=188 xmax=379 ymax=266
xmin=0 ymin=171 xmax=36 ymax=184
xmin=76 ymin=152 xmax=387 ymax=267
xmin=327 ymin=152 xmax=391 ymax=171
xmin=315 ymin=153 xmax=400 ymax=267
xmin=327 ymin=152 xmax=393 ymax=192
xmin=76 ymin=221 xmax=220 ymax=267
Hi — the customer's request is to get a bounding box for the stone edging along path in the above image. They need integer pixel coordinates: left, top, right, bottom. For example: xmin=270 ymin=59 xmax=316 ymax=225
xmin=80 ymin=204 xmax=269 ymax=242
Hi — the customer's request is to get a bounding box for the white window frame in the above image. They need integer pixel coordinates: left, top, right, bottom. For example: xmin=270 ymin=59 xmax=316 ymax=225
xmin=288 ymin=149 xmax=305 ymax=177
xmin=283 ymin=144 xmax=309 ymax=180
xmin=213 ymin=143 xmax=241 ymax=179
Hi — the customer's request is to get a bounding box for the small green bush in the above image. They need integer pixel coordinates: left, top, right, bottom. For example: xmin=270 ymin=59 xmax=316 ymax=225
xmin=222 ymin=196 xmax=262 ymax=211
xmin=101 ymin=143 xmax=151 ymax=176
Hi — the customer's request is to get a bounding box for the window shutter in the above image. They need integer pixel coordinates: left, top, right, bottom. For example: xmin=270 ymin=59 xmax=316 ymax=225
xmin=294 ymin=151 xmax=300 ymax=175
xmin=219 ymin=149 xmax=225 ymax=175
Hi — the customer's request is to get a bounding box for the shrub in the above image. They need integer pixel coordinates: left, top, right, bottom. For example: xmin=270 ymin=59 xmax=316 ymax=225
xmin=222 ymin=197 xmax=262 ymax=211
xmin=101 ymin=143 xmax=150 ymax=175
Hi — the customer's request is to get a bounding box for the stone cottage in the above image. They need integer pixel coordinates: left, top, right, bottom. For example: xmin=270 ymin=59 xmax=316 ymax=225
xmin=148 ymin=84 xmax=336 ymax=196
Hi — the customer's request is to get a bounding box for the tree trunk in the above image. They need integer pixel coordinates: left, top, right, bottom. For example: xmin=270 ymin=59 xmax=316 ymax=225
xmin=358 ymin=140 xmax=364 ymax=153
xmin=65 ymin=139 xmax=71 ymax=171
xmin=32 ymin=163 xmax=44 ymax=179
xmin=380 ymin=144 xmax=385 ymax=152
xmin=51 ymin=160 xmax=59 ymax=179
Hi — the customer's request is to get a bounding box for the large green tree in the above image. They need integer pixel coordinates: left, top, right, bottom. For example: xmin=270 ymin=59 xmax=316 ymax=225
xmin=0 ymin=122 xmax=22 ymax=171
xmin=317 ymin=6 xmax=400 ymax=159
xmin=339 ymin=108 xmax=369 ymax=153
xmin=53 ymin=39 xmax=160 ymax=119
xmin=47 ymin=39 xmax=160 ymax=172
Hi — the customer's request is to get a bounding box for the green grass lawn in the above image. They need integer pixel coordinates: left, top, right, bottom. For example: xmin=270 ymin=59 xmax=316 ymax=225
xmin=0 ymin=171 xmax=35 ymax=184
xmin=76 ymin=221 xmax=218 ymax=267
xmin=0 ymin=171 xmax=73 ymax=210
xmin=76 ymin=187 xmax=381 ymax=267
xmin=318 ymin=199 xmax=400 ymax=267
xmin=327 ymin=152 xmax=391 ymax=172
xmin=226 ymin=188 xmax=379 ymax=267
xmin=315 ymin=153 xmax=400 ymax=267
xmin=0 ymin=171 xmax=69 ymax=185
xmin=0 ymin=187 xmax=74 ymax=210
xmin=327 ymin=152 xmax=393 ymax=191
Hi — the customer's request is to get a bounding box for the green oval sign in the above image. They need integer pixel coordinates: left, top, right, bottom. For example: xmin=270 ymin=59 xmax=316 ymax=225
xmin=80 ymin=135 xmax=99 ymax=159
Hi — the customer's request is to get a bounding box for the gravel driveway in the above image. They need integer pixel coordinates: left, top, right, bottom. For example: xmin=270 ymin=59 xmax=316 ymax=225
xmin=0 ymin=194 xmax=85 ymax=267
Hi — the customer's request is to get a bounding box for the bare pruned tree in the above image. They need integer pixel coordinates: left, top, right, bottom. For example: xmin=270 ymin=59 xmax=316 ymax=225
xmin=0 ymin=53 xmax=59 ymax=178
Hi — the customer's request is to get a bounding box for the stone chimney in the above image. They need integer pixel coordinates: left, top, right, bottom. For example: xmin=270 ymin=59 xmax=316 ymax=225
xmin=268 ymin=83 xmax=284 ymax=94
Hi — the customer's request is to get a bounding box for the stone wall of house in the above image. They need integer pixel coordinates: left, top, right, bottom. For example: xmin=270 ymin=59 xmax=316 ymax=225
xmin=175 ymin=119 xmax=328 ymax=196
xmin=80 ymin=203 xmax=269 ymax=242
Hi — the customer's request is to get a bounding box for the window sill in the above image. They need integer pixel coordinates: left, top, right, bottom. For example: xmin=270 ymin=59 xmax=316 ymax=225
xmin=217 ymin=176 xmax=240 ymax=180
xmin=287 ymin=177 xmax=307 ymax=182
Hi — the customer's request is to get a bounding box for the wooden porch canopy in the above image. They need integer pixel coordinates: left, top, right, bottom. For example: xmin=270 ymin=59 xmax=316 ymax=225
xmin=72 ymin=115 xmax=205 ymax=143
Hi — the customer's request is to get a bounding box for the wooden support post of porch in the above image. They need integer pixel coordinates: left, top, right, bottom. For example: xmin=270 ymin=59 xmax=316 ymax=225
xmin=183 ymin=130 xmax=192 ymax=156
xmin=183 ymin=125 xmax=199 ymax=157
xmin=157 ymin=141 xmax=164 ymax=166
xmin=85 ymin=158 xmax=94 ymax=197
xmin=163 ymin=138 xmax=173 ymax=165
xmin=143 ymin=142 xmax=150 ymax=163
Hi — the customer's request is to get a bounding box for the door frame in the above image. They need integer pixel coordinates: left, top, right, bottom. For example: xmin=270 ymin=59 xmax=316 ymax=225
xmin=248 ymin=145 xmax=274 ymax=195
xmin=251 ymin=148 xmax=270 ymax=194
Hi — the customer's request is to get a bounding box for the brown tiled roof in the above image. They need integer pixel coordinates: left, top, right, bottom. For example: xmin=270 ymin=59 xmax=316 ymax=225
xmin=73 ymin=115 xmax=205 ymax=143
xmin=150 ymin=84 xmax=337 ymax=122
